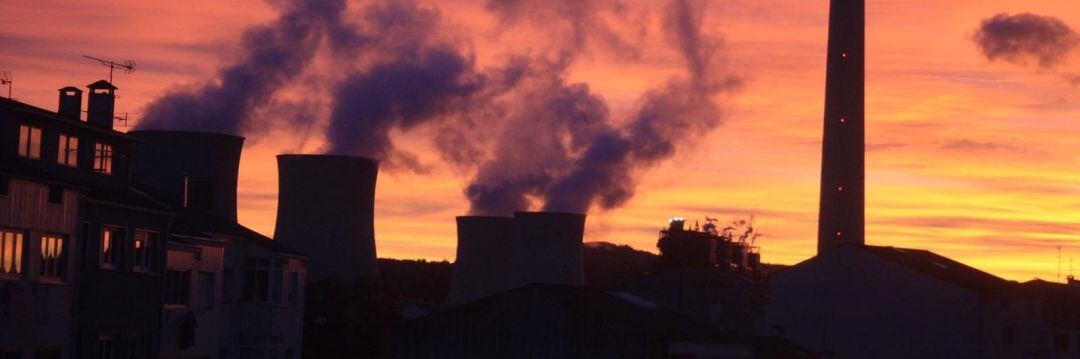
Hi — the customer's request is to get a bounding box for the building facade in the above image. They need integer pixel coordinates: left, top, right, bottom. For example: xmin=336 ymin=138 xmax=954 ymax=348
xmin=1 ymin=81 xmax=172 ymax=358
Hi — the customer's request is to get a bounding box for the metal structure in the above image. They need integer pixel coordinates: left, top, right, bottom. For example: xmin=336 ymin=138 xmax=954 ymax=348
xmin=1 ymin=71 xmax=11 ymax=98
xmin=447 ymin=216 xmax=517 ymax=305
xmin=274 ymin=155 xmax=380 ymax=285
xmin=817 ymin=0 xmax=865 ymax=254
xmin=83 ymin=55 xmax=135 ymax=83
xmin=128 ymin=131 xmax=245 ymax=221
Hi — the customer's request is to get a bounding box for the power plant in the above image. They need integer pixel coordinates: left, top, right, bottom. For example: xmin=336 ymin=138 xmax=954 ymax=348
xmin=448 ymin=211 xmax=586 ymax=305
xmin=274 ymin=154 xmax=381 ymax=285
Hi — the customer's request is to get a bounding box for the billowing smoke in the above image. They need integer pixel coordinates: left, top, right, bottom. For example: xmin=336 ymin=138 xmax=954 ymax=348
xmin=465 ymin=0 xmax=740 ymax=215
xmin=974 ymin=13 xmax=1079 ymax=68
xmin=323 ymin=1 xmax=484 ymax=167
xmin=138 ymin=0 xmax=353 ymax=134
xmin=138 ymin=0 xmax=740 ymax=215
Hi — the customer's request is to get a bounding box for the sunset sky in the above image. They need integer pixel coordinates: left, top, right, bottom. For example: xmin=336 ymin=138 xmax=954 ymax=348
xmin=3 ymin=0 xmax=1079 ymax=282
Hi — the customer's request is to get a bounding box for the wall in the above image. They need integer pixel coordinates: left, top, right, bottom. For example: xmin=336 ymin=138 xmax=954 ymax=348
xmin=0 ymin=179 xmax=79 ymax=356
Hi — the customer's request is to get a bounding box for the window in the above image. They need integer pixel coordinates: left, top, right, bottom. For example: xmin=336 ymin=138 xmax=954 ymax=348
xmin=18 ymin=125 xmax=42 ymax=159
xmin=132 ymin=231 xmax=158 ymax=272
xmin=1054 ymin=332 xmax=1069 ymax=352
xmin=183 ymin=177 xmax=215 ymax=211
xmin=242 ymin=257 xmax=281 ymax=302
xmin=100 ymin=227 xmax=123 ymax=269
xmin=288 ymin=272 xmax=299 ymax=305
xmin=196 ymin=271 xmax=215 ymax=310
xmin=96 ymin=334 xmax=118 ymax=359
xmin=92 ymin=143 xmax=112 ymax=175
xmin=39 ymin=236 xmax=65 ymax=280
xmin=1002 ymin=326 xmax=1014 ymax=346
xmin=0 ymin=230 xmax=24 ymax=277
xmin=47 ymin=186 xmax=63 ymax=205
xmin=0 ymin=349 xmax=22 ymax=359
xmin=164 ymin=270 xmax=191 ymax=306
xmin=57 ymin=134 xmax=78 ymax=167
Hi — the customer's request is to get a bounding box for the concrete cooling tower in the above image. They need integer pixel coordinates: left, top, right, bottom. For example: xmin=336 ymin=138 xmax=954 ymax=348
xmin=128 ymin=131 xmax=244 ymax=220
xmin=274 ymin=155 xmax=380 ymax=284
xmin=512 ymin=211 xmax=587 ymax=287
xmin=447 ymin=216 xmax=516 ymax=305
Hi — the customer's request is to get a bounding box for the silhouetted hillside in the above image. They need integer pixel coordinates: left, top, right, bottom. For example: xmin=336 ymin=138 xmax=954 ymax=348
xmin=582 ymin=241 xmax=659 ymax=288
xmin=379 ymin=258 xmax=454 ymax=305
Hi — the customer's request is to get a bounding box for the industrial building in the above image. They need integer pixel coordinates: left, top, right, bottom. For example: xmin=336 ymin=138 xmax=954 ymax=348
xmin=390 ymin=283 xmax=814 ymax=359
xmin=656 ymin=217 xmax=762 ymax=277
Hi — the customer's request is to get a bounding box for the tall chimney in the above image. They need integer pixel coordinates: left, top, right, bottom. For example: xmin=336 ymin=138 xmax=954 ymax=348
xmin=817 ymin=0 xmax=865 ymax=254
xmin=511 ymin=211 xmax=586 ymax=287
xmin=128 ymin=131 xmax=245 ymax=221
xmin=447 ymin=216 xmax=516 ymax=305
xmin=86 ymin=80 xmax=117 ymax=129
xmin=57 ymin=87 xmax=82 ymax=120
xmin=274 ymin=155 xmax=379 ymax=284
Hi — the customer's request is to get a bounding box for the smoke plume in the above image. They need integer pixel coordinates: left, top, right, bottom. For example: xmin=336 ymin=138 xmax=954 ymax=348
xmin=465 ymin=0 xmax=740 ymax=215
xmin=138 ymin=0 xmax=353 ymax=134
xmin=974 ymin=13 xmax=1079 ymax=68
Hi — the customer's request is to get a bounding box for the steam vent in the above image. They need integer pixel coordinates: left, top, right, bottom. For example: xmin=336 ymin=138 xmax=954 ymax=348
xmin=817 ymin=0 xmax=865 ymax=254
xmin=274 ymin=155 xmax=380 ymax=284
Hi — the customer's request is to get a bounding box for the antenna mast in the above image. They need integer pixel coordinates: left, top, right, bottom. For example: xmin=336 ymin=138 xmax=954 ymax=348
xmin=0 ymin=71 xmax=11 ymax=99
xmin=82 ymin=55 xmax=135 ymax=83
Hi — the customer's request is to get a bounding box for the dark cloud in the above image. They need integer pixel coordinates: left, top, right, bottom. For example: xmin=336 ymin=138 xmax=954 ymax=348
xmin=138 ymin=0 xmax=354 ymax=135
xmin=973 ymin=13 xmax=1079 ymax=68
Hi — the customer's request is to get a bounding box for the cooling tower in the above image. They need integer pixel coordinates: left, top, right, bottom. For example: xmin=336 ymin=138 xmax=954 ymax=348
xmin=511 ymin=211 xmax=586 ymax=287
xmin=274 ymin=155 xmax=379 ymax=284
xmin=447 ymin=216 xmax=517 ymax=305
xmin=129 ymin=131 xmax=244 ymax=220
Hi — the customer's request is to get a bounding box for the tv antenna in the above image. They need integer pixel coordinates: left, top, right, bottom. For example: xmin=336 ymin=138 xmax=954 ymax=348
xmin=83 ymin=55 xmax=135 ymax=83
xmin=0 ymin=71 xmax=11 ymax=99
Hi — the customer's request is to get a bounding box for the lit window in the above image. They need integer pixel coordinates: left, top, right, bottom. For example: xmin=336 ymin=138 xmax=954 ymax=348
xmin=836 ymin=231 xmax=843 ymax=237
xmin=838 ymin=186 xmax=844 ymax=191
xmin=101 ymin=226 xmax=124 ymax=269
xmin=18 ymin=125 xmax=42 ymax=159
xmin=40 ymin=235 xmax=66 ymax=280
xmin=841 ymin=52 xmax=848 ymax=58
xmin=133 ymin=230 xmax=159 ymax=272
xmin=57 ymin=134 xmax=79 ymax=167
xmin=840 ymin=117 xmax=846 ymax=123
xmin=93 ymin=143 xmax=113 ymax=175
xmin=0 ymin=229 xmax=24 ymax=277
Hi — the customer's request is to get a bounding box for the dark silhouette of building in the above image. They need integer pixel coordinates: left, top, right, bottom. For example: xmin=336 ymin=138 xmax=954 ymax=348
xmin=817 ymin=0 xmax=865 ymax=254
xmin=447 ymin=216 xmax=516 ymax=306
xmin=1 ymin=81 xmax=172 ymax=358
xmin=389 ymin=283 xmax=814 ymax=359
xmin=129 ymin=130 xmax=308 ymax=359
xmin=656 ymin=217 xmax=762 ymax=277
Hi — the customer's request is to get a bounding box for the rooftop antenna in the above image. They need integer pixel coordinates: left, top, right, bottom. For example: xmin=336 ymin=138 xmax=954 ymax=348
xmin=113 ymin=112 xmax=135 ymax=128
xmin=0 ymin=71 xmax=11 ymax=99
xmin=82 ymin=55 xmax=135 ymax=83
